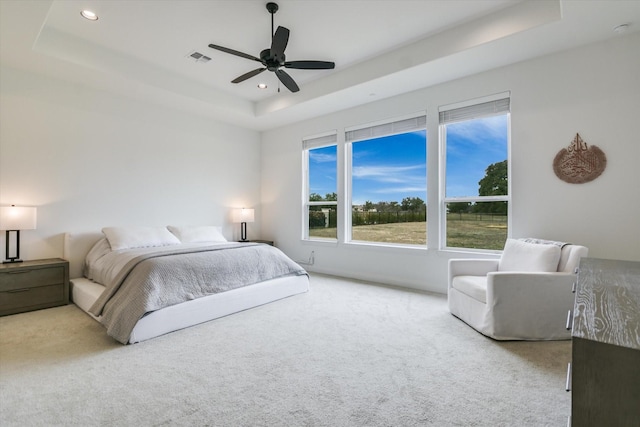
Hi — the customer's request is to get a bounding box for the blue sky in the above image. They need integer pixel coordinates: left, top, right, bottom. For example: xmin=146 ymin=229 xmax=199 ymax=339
xmin=309 ymin=115 xmax=507 ymax=204
xmin=445 ymin=115 xmax=508 ymax=197
xmin=351 ymin=131 xmax=426 ymax=205
xmin=308 ymin=145 xmax=337 ymax=198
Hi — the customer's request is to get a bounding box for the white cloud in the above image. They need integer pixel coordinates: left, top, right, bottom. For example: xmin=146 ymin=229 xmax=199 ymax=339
xmin=309 ymin=152 xmax=336 ymax=163
xmin=373 ymin=186 xmax=426 ymax=194
xmin=447 ymin=115 xmax=507 ymax=141
xmin=352 ymin=164 xmax=425 ymax=181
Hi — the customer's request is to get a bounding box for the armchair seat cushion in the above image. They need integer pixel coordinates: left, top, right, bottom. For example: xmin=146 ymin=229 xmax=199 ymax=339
xmin=451 ymin=275 xmax=487 ymax=303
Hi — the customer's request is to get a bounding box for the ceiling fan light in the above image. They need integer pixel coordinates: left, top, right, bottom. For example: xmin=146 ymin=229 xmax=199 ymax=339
xmin=257 ymin=83 xmax=268 ymax=89
xmin=81 ymin=10 xmax=98 ymax=21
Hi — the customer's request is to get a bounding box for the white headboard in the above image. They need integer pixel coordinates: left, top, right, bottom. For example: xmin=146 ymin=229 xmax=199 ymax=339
xmin=63 ymin=232 xmax=104 ymax=279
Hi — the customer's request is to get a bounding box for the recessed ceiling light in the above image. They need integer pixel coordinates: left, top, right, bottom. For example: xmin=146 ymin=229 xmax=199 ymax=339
xmin=257 ymin=83 xmax=268 ymax=89
xmin=81 ymin=10 xmax=98 ymax=21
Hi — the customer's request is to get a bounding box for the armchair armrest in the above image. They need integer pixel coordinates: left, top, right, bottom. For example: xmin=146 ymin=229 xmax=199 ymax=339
xmin=486 ymin=271 xmax=576 ymax=301
xmin=485 ymin=271 xmax=577 ymax=340
xmin=449 ymin=259 xmax=499 ymax=287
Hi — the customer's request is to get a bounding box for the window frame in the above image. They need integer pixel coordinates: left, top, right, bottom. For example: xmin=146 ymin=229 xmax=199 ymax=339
xmin=439 ymin=93 xmax=511 ymax=252
xmin=345 ymin=112 xmax=427 ymax=247
xmin=302 ymin=131 xmax=338 ymax=241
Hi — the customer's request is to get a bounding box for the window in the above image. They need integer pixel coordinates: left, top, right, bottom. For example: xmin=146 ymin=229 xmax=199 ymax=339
xmin=346 ymin=114 xmax=427 ymax=245
xmin=440 ymin=94 xmax=510 ymax=250
xmin=303 ymin=133 xmax=337 ymax=240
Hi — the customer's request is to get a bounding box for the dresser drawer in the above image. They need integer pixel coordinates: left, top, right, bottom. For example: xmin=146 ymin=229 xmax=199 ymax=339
xmin=0 ymin=284 xmax=66 ymax=315
xmin=0 ymin=266 xmax=65 ymax=291
xmin=0 ymin=259 xmax=69 ymax=316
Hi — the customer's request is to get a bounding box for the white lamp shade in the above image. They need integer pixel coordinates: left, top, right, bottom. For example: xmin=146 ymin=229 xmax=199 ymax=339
xmin=232 ymin=208 xmax=255 ymax=223
xmin=0 ymin=206 xmax=37 ymax=230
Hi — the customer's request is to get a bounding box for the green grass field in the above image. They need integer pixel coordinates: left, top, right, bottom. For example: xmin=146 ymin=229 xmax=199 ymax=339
xmin=352 ymin=222 xmax=427 ymax=245
xmin=445 ymin=213 xmax=507 ymax=249
xmin=310 ymin=213 xmax=507 ymax=249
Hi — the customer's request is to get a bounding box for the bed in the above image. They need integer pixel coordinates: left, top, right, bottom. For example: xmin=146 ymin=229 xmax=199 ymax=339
xmin=63 ymin=226 xmax=309 ymax=344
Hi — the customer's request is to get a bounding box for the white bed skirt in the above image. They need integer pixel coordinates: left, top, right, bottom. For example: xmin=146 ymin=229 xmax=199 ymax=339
xmin=71 ymin=275 xmax=309 ymax=343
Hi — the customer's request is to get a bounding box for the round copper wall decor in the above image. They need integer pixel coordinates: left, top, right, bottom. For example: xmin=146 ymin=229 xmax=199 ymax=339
xmin=553 ymin=133 xmax=606 ymax=184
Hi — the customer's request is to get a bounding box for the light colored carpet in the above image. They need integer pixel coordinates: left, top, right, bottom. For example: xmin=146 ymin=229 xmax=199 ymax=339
xmin=0 ymin=273 xmax=570 ymax=426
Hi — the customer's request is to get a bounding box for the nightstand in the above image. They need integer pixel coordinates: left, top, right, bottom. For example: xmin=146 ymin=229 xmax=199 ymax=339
xmin=0 ymin=258 xmax=69 ymax=316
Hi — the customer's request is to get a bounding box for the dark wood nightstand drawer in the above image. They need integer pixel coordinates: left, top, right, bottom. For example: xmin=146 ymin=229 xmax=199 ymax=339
xmin=0 ymin=266 xmax=65 ymax=291
xmin=0 ymin=259 xmax=69 ymax=315
xmin=0 ymin=284 xmax=66 ymax=314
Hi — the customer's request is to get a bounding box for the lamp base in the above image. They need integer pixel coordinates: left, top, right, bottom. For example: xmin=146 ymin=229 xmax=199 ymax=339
xmin=4 ymin=230 xmax=23 ymax=264
xmin=240 ymin=221 xmax=248 ymax=242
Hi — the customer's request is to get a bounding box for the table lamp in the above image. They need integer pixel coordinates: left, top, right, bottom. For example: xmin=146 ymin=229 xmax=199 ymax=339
xmin=0 ymin=205 xmax=37 ymax=263
xmin=232 ymin=208 xmax=255 ymax=242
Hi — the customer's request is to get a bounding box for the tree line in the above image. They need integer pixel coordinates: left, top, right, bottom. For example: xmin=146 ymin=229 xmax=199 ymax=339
xmin=309 ymin=193 xmax=425 ymax=213
xmin=309 ymin=159 xmax=507 ymax=218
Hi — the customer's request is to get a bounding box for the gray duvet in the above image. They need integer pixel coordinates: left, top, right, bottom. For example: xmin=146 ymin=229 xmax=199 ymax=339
xmin=88 ymin=243 xmax=307 ymax=343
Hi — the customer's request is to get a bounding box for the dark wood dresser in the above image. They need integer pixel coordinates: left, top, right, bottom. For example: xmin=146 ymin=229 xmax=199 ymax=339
xmin=0 ymin=258 xmax=69 ymax=316
xmin=571 ymin=257 xmax=640 ymax=426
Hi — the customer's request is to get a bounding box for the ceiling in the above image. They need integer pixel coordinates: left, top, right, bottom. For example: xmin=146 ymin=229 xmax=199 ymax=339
xmin=1 ymin=1 xmax=638 ymax=131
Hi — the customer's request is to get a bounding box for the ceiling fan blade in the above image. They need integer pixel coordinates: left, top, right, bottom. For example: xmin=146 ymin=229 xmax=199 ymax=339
xmin=270 ymin=26 xmax=290 ymax=62
xmin=285 ymin=60 xmax=335 ymax=70
xmin=275 ymin=69 xmax=299 ymax=93
xmin=208 ymin=44 xmax=262 ymax=63
xmin=231 ymin=68 xmax=267 ymax=84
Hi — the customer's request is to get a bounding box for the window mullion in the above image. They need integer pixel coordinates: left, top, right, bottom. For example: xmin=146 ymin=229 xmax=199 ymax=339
xmin=444 ymin=195 xmax=509 ymax=203
xmin=340 ymin=137 xmax=350 ymax=243
xmin=308 ymin=201 xmax=337 ymax=207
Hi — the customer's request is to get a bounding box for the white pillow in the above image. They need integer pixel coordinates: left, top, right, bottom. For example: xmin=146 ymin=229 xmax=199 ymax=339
xmin=498 ymin=238 xmax=561 ymax=272
xmin=167 ymin=225 xmax=227 ymax=243
xmin=102 ymin=226 xmax=181 ymax=251
xmin=83 ymin=237 xmax=112 ymax=280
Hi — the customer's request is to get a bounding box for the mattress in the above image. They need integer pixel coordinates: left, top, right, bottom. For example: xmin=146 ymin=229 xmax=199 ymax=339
xmin=70 ymin=278 xmax=103 ymax=321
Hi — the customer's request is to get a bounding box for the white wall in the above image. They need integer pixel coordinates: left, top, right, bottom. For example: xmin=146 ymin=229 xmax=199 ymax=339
xmin=261 ymin=32 xmax=640 ymax=294
xmin=0 ymin=66 xmax=262 ymax=261
xmin=2 ymin=33 xmax=638 ymax=293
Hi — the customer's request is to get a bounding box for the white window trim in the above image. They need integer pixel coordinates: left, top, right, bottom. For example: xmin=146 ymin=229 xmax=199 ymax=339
xmin=342 ymin=140 xmax=352 ymax=243
xmin=302 ymin=131 xmax=338 ymax=241
xmin=346 ymin=112 xmax=427 ymax=246
xmin=439 ymin=94 xmax=511 ymax=251
xmin=301 ymin=112 xmax=429 ymax=250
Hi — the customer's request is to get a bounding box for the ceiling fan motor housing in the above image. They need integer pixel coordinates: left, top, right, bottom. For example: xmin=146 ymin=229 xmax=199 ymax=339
xmin=261 ymin=48 xmax=284 ymax=71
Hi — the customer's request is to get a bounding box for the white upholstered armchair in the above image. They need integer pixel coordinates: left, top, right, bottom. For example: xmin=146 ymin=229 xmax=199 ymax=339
xmin=448 ymin=239 xmax=588 ymax=340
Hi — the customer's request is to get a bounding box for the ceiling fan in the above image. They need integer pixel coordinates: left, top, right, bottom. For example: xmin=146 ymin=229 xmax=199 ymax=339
xmin=208 ymin=2 xmax=335 ymax=93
